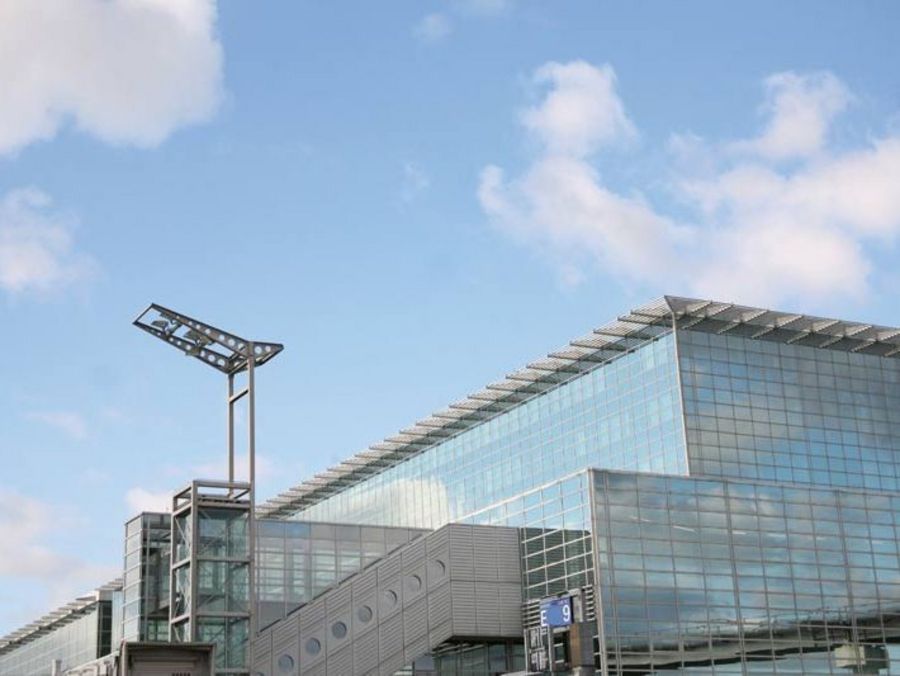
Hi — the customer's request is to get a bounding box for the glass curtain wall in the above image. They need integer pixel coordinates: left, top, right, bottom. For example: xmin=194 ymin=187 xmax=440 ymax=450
xmin=678 ymin=328 xmax=900 ymax=491
xmin=592 ymin=468 xmax=900 ymax=674
xmin=462 ymin=472 xmax=596 ymax=672
xmin=195 ymin=506 xmax=250 ymax=673
xmin=122 ymin=512 xmax=170 ymax=642
xmin=295 ymin=333 xmax=685 ymax=529
xmin=256 ymin=521 xmax=427 ymax=629
xmin=0 ymin=606 xmax=107 ymax=676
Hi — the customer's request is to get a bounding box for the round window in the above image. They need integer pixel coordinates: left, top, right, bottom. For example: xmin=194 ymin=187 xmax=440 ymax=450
xmin=406 ymin=574 xmax=422 ymax=592
xmin=430 ymin=559 xmax=446 ymax=579
xmin=305 ymin=637 xmax=321 ymax=655
xmin=277 ymin=654 xmax=294 ymax=672
xmin=383 ymin=589 xmax=398 ymax=606
xmin=357 ymin=605 xmax=373 ymax=623
xmin=332 ymin=621 xmax=347 ymax=639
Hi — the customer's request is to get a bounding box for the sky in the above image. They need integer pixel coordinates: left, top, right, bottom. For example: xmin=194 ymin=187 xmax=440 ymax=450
xmin=1 ymin=0 xmax=900 ymax=633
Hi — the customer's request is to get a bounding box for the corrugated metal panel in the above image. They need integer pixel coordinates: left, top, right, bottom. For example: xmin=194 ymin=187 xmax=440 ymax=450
xmin=325 ymin=644 xmax=352 ymax=676
xmin=352 ymin=628 xmax=378 ymax=673
xmin=402 ymin=597 xmax=428 ymax=645
xmin=377 ymin=612 xmax=404 ymax=661
xmin=255 ymin=524 xmax=524 ymax=675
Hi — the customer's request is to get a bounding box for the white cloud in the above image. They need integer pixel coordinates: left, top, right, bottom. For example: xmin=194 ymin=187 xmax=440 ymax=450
xmin=480 ymin=62 xmax=683 ymax=286
xmin=521 ymin=61 xmax=636 ymax=157
xmin=0 ymin=0 xmax=222 ymax=155
xmin=125 ymin=487 xmax=171 ymax=514
xmin=679 ymin=137 xmax=900 ymax=303
xmin=400 ymin=161 xmax=430 ymax=203
xmin=413 ymin=13 xmax=452 ymax=43
xmin=456 ymin=0 xmax=514 ymax=15
xmin=479 ymin=63 xmax=900 ymax=306
xmin=0 ymin=188 xmax=95 ymax=295
xmin=731 ymin=71 xmax=851 ymax=161
xmin=479 ymin=157 xmax=688 ymax=285
xmin=25 ymin=410 xmax=88 ymax=440
xmin=0 ymin=490 xmax=119 ymax=631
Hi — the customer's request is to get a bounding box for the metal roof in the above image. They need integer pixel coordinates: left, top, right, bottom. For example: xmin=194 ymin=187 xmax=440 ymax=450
xmin=257 ymin=295 xmax=900 ymax=519
xmin=0 ymin=578 xmax=122 ymax=654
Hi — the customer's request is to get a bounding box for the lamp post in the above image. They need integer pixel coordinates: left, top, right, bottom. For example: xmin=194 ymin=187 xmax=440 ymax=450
xmin=133 ymin=303 xmax=283 ymax=674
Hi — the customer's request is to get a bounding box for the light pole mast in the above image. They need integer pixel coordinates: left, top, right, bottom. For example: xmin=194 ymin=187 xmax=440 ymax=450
xmin=133 ymin=303 xmax=283 ymax=675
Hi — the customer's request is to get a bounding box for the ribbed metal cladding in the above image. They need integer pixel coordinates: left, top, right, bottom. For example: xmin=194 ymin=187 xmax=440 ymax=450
xmin=254 ymin=524 xmax=523 ymax=676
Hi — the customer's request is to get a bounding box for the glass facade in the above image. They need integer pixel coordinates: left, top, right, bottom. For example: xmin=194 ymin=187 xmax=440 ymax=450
xmin=122 ymin=512 xmax=170 ymax=642
xmin=465 ymin=472 xmax=594 ymax=601
xmin=296 ymin=332 xmax=685 ymax=528
xmin=679 ymin=328 xmax=900 ymax=491
xmin=593 ymin=469 xmax=900 ymax=674
xmin=13 ymin=297 xmax=900 ymax=675
xmin=0 ymin=605 xmax=109 ymax=676
xmin=256 ymin=521 xmax=426 ymax=629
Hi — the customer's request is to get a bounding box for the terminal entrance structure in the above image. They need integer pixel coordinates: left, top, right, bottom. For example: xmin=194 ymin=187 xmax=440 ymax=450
xmin=5 ymin=296 xmax=900 ymax=674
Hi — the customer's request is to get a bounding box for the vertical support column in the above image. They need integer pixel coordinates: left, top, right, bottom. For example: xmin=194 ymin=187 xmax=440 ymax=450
xmin=227 ymin=373 xmax=235 ymax=485
xmin=246 ymin=342 xmax=257 ymax=652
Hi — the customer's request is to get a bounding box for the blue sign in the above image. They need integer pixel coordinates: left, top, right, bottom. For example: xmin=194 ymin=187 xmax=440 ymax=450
xmin=539 ymin=596 xmax=573 ymax=628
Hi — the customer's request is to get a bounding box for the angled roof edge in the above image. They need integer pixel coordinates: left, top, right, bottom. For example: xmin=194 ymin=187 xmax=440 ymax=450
xmin=258 ymin=296 xmax=676 ymax=519
xmin=259 ymin=295 xmax=900 ymax=520
xmin=0 ymin=578 xmax=123 ymax=654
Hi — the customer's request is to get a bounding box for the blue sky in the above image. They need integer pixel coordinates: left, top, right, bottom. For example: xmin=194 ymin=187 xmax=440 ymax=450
xmin=2 ymin=0 xmax=900 ymax=632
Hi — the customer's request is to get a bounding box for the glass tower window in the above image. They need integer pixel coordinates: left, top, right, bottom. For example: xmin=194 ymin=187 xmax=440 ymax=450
xmin=295 ymin=333 xmax=686 ymax=528
xmin=679 ymin=329 xmax=900 ymax=491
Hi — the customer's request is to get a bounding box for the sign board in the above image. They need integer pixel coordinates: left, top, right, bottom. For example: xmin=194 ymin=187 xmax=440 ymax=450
xmin=539 ymin=595 xmax=573 ymax=628
xmin=526 ymin=626 xmax=550 ymax=672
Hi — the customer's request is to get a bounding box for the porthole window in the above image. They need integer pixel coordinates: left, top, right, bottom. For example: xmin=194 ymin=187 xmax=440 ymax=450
xmin=332 ymin=621 xmax=347 ymax=639
xmin=305 ymin=638 xmax=321 ymax=655
xmin=357 ymin=605 xmax=373 ymax=623
xmin=430 ymin=559 xmax=446 ymax=579
xmin=277 ymin=654 xmax=294 ymax=672
xmin=383 ymin=589 xmax=398 ymax=606
xmin=406 ymin=574 xmax=422 ymax=592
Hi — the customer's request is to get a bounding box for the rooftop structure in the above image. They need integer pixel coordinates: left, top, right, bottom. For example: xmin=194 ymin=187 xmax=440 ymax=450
xmin=6 ymin=294 xmax=900 ymax=675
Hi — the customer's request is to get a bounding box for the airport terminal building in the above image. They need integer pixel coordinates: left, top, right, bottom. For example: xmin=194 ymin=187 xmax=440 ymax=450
xmin=4 ymin=295 xmax=900 ymax=674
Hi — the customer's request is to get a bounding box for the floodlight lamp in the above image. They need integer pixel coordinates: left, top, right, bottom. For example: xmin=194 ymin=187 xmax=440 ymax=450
xmin=132 ymin=303 xmax=283 ymax=375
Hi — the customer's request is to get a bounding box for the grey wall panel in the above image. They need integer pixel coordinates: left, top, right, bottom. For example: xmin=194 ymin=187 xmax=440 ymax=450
xmin=273 ymin=613 xmax=298 ymax=647
xmin=401 ymin=566 xmax=427 ymax=606
xmin=352 ymin=593 xmax=379 ymax=639
xmin=326 ymin=645 xmax=352 ymax=675
xmin=402 ymin=634 xmax=431 ymax=668
xmin=299 ymin=600 xmax=325 ymax=635
xmin=401 ymin=536 xmax=426 ymax=566
xmin=297 ymin=623 xmax=325 ymax=673
xmin=426 ymin=581 xmax=452 ymax=628
xmin=402 ymin=596 xmax=428 ymax=645
xmin=448 ymin=529 xmax=474 ymax=577
xmin=427 ymin=619 xmax=452 ymax=651
xmin=377 ymin=612 xmax=403 ymax=662
xmin=472 ymin=529 xmax=502 ymax=581
xmin=449 ymin=580 xmax=476 ymax=635
xmin=325 ymin=584 xmax=351 ymax=611
xmin=354 ymin=568 xmax=378 ymax=596
xmin=498 ymin=583 xmax=524 ymax=632
xmin=376 ymin=575 xmax=401 ymax=620
xmin=376 ymin=551 xmax=402 ymax=579
xmin=351 ymin=626 xmax=378 ymax=672
xmin=256 ymin=524 xmax=523 ymax=676
xmin=378 ymin=650 xmax=405 ymax=676
xmin=254 ymin=629 xmax=274 ymax=676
